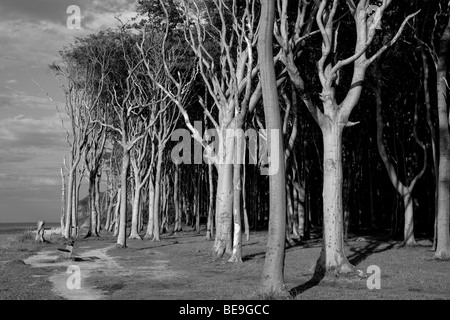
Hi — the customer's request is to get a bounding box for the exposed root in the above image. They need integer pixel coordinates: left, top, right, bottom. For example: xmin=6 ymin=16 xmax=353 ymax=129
xmin=227 ymin=254 xmax=243 ymax=263
xmin=128 ymin=234 xmax=143 ymax=240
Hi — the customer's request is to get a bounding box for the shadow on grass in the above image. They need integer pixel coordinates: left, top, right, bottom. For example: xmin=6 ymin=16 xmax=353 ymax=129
xmin=347 ymin=240 xmax=397 ymax=266
xmin=289 ymin=263 xmax=325 ymax=298
xmin=290 ymin=239 xmax=397 ymax=298
xmin=242 ymin=238 xmax=322 ymax=262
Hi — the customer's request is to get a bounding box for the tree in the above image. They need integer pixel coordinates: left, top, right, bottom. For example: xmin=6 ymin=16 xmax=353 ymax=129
xmin=434 ymin=9 xmax=450 ymax=259
xmin=258 ymin=0 xmax=287 ymax=294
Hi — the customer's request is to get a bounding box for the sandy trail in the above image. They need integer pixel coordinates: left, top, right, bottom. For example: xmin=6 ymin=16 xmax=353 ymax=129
xmin=23 ymin=243 xmax=179 ymax=300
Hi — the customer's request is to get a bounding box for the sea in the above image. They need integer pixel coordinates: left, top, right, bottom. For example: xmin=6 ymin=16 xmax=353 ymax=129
xmin=0 ymin=222 xmax=60 ymax=235
xmin=0 ymin=222 xmax=60 ymax=245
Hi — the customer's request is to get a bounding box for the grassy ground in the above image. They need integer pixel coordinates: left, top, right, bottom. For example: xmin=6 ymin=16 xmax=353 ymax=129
xmin=1 ymin=226 xmax=449 ymax=300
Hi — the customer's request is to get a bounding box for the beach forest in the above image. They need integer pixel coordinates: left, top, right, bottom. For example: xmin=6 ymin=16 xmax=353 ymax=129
xmin=0 ymin=0 xmax=449 ymax=302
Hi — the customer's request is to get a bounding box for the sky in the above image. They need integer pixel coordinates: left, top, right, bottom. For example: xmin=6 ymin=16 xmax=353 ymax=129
xmin=0 ymin=0 xmax=140 ymax=223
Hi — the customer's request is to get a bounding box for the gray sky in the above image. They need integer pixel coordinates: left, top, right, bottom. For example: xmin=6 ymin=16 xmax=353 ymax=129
xmin=0 ymin=0 xmax=138 ymax=223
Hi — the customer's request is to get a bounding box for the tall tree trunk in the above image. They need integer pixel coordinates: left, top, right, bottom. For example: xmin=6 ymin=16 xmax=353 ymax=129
xmin=73 ymin=171 xmax=81 ymax=238
xmin=71 ymin=171 xmax=77 ymax=238
xmin=129 ymin=183 xmax=142 ymax=239
xmin=104 ymin=190 xmax=115 ymax=232
xmin=259 ymin=0 xmax=287 ymax=294
xmin=403 ymin=192 xmax=416 ymax=245
xmin=152 ymin=147 xmax=163 ymax=241
xmin=316 ymin=123 xmax=354 ymax=273
xmin=195 ymin=168 xmax=201 ymax=234
xmin=145 ymin=177 xmax=155 ymax=239
xmin=206 ymin=162 xmax=214 ymax=240
xmin=95 ymin=174 xmax=101 ymax=234
xmin=174 ymin=165 xmax=182 ymax=232
xmin=435 ymin=16 xmax=450 ymax=259
xmin=213 ymin=163 xmax=234 ymax=258
xmin=86 ymin=173 xmax=99 ymax=237
xmin=242 ymin=159 xmax=250 ymax=242
xmin=229 ymin=160 xmax=243 ymax=262
xmin=64 ymin=167 xmax=76 ymax=239
xmin=117 ymin=150 xmax=130 ymax=248
xmin=112 ymin=188 xmax=121 ymax=236
xmin=60 ymin=167 xmax=66 ymax=236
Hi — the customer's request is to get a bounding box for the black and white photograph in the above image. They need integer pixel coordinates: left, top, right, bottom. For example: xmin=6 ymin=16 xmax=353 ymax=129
xmin=0 ymin=0 xmax=449 ymax=308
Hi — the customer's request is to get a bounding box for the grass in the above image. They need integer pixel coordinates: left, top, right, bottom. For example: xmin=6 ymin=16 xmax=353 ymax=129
xmin=0 ymin=228 xmax=35 ymax=250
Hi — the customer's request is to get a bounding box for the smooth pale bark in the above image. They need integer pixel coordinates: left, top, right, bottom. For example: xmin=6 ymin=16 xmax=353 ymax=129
xmin=129 ymin=184 xmax=143 ymax=239
xmin=117 ymin=150 xmax=130 ymax=248
xmin=374 ymin=77 xmax=424 ymax=246
xmin=63 ymin=168 xmax=75 ymax=239
xmin=435 ymin=16 xmax=450 ymax=259
xmin=73 ymin=172 xmax=80 ymax=238
xmin=145 ymin=178 xmax=155 ymax=239
xmin=317 ymin=123 xmax=354 ymax=273
xmin=112 ymin=188 xmax=121 ymax=236
xmin=152 ymin=147 xmax=163 ymax=241
xmin=60 ymin=167 xmax=66 ymax=236
xmin=242 ymin=157 xmax=250 ymax=242
xmin=403 ymin=193 xmax=415 ymax=245
xmin=229 ymin=160 xmax=243 ymax=263
xmin=85 ymin=174 xmax=99 ymax=237
xmin=206 ymin=162 xmax=214 ymax=240
xmin=104 ymin=191 xmax=115 ymax=232
xmin=213 ymin=163 xmax=234 ymax=258
xmin=71 ymin=172 xmax=78 ymax=237
xmin=259 ymin=0 xmax=287 ymax=294
xmin=95 ymin=175 xmax=101 ymax=234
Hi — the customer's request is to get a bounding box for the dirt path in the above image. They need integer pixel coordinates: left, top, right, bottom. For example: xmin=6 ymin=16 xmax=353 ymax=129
xmin=23 ymin=241 xmax=183 ymax=300
xmin=16 ymin=230 xmax=450 ymax=300
xmin=24 ymin=245 xmax=117 ymax=299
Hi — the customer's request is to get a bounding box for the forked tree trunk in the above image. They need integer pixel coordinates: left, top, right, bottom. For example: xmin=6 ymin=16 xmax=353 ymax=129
xmin=259 ymin=0 xmax=287 ymax=294
xmin=117 ymin=150 xmax=130 ymax=248
xmin=435 ymin=16 xmax=450 ymax=260
xmin=374 ymin=76 xmax=422 ymax=246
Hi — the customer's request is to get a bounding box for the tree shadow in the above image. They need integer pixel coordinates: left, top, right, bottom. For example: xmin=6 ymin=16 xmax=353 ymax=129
xmin=290 ymin=239 xmax=397 ymax=298
xmin=289 ymin=262 xmax=325 ymax=298
xmin=347 ymin=240 xmax=397 ymax=266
